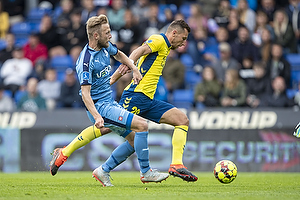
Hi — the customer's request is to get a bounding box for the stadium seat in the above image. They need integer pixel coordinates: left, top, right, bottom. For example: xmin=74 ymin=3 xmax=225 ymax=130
xmin=290 ymin=70 xmax=300 ymax=88
xmin=158 ymin=4 xmax=177 ymax=22
xmin=286 ymin=89 xmax=298 ymax=99
xmin=10 ymin=22 xmax=31 ymax=36
xmin=14 ymin=90 xmax=26 ymax=103
xmin=50 ymin=55 xmax=74 ymax=70
xmin=286 ymin=54 xmax=300 ymax=70
xmin=180 ymin=53 xmax=194 ymax=68
xmin=179 ymin=3 xmax=191 ymax=19
xmin=172 ymin=89 xmax=194 ymax=110
xmin=185 ymin=70 xmax=202 ymax=89
xmin=27 ymin=8 xmax=51 ymax=23
xmin=0 ymin=39 xmax=6 ymax=50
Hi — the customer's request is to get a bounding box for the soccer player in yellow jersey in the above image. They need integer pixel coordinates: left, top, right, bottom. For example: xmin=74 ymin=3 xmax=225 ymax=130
xmin=103 ymin=19 xmax=197 ymax=182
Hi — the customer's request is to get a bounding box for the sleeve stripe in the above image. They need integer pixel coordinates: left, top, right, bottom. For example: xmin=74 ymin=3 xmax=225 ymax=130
xmin=82 ymin=49 xmax=92 ymax=85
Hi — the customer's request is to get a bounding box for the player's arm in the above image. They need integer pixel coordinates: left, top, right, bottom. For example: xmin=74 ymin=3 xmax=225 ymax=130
xmin=129 ymin=44 xmax=152 ymax=63
xmin=112 ymin=50 xmax=142 ymax=85
xmin=81 ymin=85 xmax=104 ymax=129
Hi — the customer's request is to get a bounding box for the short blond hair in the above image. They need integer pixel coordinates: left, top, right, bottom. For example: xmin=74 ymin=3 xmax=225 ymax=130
xmin=86 ymin=14 xmax=109 ymax=39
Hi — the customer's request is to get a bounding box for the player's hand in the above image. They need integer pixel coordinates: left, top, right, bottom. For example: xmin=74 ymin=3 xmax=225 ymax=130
xmin=132 ymin=69 xmax=143 ymax=84
xmin=94 ymin=115 xmax=104 ymax=129
xmin=293 ymin=122 xmax=300 ymax=138
xmin=118 ymin=64 xmax=132 ymax=75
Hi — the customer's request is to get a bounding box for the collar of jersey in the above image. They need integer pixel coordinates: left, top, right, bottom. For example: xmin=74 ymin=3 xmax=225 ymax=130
xmin=160 ymin=33 xmax=171 ymax=48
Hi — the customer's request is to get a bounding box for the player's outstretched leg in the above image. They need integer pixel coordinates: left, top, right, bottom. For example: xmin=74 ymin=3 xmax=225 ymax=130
xmin=293 ymin=122 xmax=300 ymax=138
xmin=50 ymin=125 xmax=104 ymax=176
xmin=92 ymin=165 xmax=114 ymax=187
xmin=50 ymin=148 xmax=68 ymax=176
xmin=168 ymin=125 xmax=198 ymax=182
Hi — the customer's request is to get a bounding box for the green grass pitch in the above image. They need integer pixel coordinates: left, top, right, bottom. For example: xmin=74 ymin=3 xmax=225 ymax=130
xmin=0 ymin=172 xmax=299 ymax=200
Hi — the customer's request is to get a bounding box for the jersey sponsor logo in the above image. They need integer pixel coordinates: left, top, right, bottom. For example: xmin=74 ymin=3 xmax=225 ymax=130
xmin=96 ymin=65 xmax=111 ymax=78
xmin=118 ymin=116 xmax=123 ymax=121
xmin=83 ymin=72 xmax=89 ymax=80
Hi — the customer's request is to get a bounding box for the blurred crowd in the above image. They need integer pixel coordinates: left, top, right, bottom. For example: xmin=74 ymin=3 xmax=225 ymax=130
xmin=0 ymin=0 xmax=300 ymax=112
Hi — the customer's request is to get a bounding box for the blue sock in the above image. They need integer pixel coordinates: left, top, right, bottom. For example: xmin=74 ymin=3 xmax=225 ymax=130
xmin=134 ymin=131 xmax=150 ymax=173
xmin=102 ymin=140 xmax=135 ymax=173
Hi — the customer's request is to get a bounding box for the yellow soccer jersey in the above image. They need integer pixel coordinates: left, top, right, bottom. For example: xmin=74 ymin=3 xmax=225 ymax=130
xmin=124 ymin=33 xmax=171 ymax=99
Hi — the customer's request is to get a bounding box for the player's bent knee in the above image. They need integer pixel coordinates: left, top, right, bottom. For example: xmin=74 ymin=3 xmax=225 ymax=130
xmin=131 ymin=116 xmax=148 ymax=133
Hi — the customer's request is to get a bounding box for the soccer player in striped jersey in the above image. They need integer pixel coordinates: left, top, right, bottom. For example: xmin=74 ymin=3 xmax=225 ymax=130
xmin=50 ymin=14 xmax=169 ymax=186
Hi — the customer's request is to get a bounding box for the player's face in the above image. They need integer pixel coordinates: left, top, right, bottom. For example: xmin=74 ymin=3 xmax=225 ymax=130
xmin=97 ymin=23 xmax=112 ymax=48
xmin=170 ymin=29 xmax=189 ymax=50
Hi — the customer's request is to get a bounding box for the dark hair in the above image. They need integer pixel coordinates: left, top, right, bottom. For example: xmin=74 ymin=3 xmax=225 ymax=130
xmin=168 ymin=19 xmax=191 ymax=33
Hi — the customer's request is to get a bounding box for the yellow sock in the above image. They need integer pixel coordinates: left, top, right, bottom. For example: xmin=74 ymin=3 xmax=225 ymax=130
xmin=171 ymin=125 xmax=188 ymax=165
xmin=62 ymin=125 xmax=102 ymax=157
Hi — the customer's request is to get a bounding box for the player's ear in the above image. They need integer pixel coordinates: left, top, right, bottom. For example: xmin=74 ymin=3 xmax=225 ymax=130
xmin=94 ymin=32 xmax=99 ymax=40
xmin=172 ymin=29 xmax=177 ymax=36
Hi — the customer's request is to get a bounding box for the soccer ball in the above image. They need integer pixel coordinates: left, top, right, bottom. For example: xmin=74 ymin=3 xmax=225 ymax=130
xmin=213 ymin=160 xmax=237 ymax=184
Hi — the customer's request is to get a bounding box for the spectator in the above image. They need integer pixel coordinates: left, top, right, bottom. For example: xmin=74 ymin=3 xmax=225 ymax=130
xmin=162 ymin=50 xmax=185 ymax=93
xmin=0 ymin=47 xmax=32 ymax=98
xmin=37 ymin=68 xmax=61 ymax=110
xmin=0 ymin=0 xmax=9 ymax=39
xmin=80 ymin=0 xmax=97 ymax=24
xmin=28 ymin=59 xmax=47 ymax=81
xmin=38 ymin=14 xmax=67 ymax=58
xmin=0 ymin=33 xmax=16 ymax=64
xmin=60 ymin=8 xmax=87 ymax=54
xmin=187 ymin=3 xmax=208 ymax=33
xmin=194 ymin=66 xmax=222 ymax=107
xmin=130 ymin=0 xmax=150 ymax=23
xmin=2 ymin=0 xmax=24 ymax=25
xmin=245 ymin=61 xmax=271 ymax=108
xmin=239 ymin=56 xmax=254 ymax=79
xmin=199 ymin=27 xmax=230 ymax=65
xmin=260 ymin=28 xmax=273 ymax=62
xmin=220 ymin=68 xmax=247 ymax=107
xmin=230 ymin=26 xmax=260 ymax=64
xmin=140 ymin=2 xmax=166 ymax=40
xmin=257 ymin=0 xmax=278 ymax=23
xmin=252 ymin=10 xmax=275 ymax=47
xmin=237 ymin=0 xmax=256 ymax=33
xmin=266 ymin=43 xmax=291 ymax=87
xmin=59 ymin=68 xmax=82 ymax=108
xmin=17 ymin=77 xmax=46 ymax=112
xmin=213 ymin=0 xmax=232 ymax=28
xmin=107 ymin=0 xmax=126 ymax=31
xmin=260 ymin=76 xmax=293 ymax=107
xmin=227 ymin=9 xmax=244 ymax=42
xmin=0 ymin=84 xmax=15 ymax=112
xmin=116 ymin=9 xmax=142 ymax=56
xmin=285 ymin=0 xmax=300 ymax=42
xmin=212 ymin=42 xmax=240 ymax=83
xmin=56 ymin=0 xmax=74 ymax=35
xmin=197 ymin=0 xmax=220 ymax=18
xmin=23 ymin=33 xmax=48 ymax=66
xmin=273 ymin=9 xmax=298 ymax=53
xmin=187 ymin=27 xmax=218 ymax=67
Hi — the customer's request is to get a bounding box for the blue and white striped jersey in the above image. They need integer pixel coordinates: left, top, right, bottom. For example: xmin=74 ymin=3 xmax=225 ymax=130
xmin=76 ymin=42 xmax=118 ymax=102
